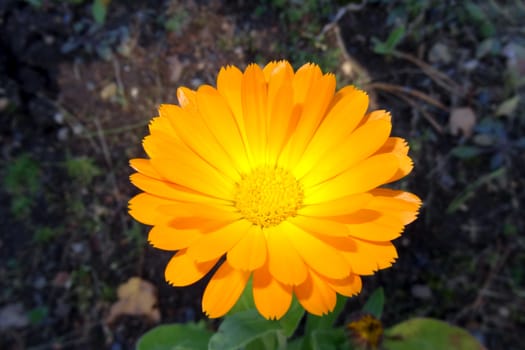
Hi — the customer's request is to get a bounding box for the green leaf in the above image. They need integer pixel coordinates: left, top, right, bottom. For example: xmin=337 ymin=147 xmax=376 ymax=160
xmin=311 ymin=329 xmax=350 ymax=350
xmin=136 ymin=322 xmax=212 ymax=350
xmin=208 ymin=309 xmax=286 ymax=350
xmin=450 ymin=146 xmax=483 ymax=159
xmin=301 ymin=294 xmax=347 ymax=350
xmin=92 ymin=0 xmax=108 ymax=24
xmin=372 ymin=26 xmax=405 ymax=55
xmin=362 ymin=287 xmax=385 ymax=319
xmin=447 ymin=167 xmax=505 ymax=213
xmin=383 ymin=318 xmax=484 ymax=350
xmin=227 ymin=278 xmax=255 ymax=315
xmin=278 ymin=297 xmax=305 ymax=337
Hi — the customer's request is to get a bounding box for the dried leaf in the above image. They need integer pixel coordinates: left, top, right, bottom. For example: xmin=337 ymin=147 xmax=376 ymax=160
xmin=0 ymin=303 xmax=29 ymax=331
xmin=106 ymin=277 xmax=160 ymax=324
xmin=100 ymin=82 xmax=117 ymax=100
xmin=495 ymin=95 xmax=520 ymax=117
xmin=449 ymin=107 xmax=476 ymax=137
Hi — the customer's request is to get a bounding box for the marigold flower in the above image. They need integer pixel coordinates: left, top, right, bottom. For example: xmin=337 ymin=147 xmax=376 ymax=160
xmin=129 ymin=61 xmax=421 ymax=320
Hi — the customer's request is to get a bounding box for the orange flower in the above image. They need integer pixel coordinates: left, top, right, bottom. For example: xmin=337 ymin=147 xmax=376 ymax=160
xmin=129 ymin=61 xmax=421 ymax=320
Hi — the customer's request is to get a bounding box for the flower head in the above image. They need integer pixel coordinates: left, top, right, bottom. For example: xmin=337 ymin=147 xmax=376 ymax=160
xmin=129 ymin=61 xmax=421 ymax=320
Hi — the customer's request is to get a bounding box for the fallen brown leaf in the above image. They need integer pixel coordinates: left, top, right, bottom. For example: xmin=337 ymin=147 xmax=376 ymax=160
xmin=449 ymin=107 xmax=476 ymax=138
xmin=106 ymin=277 xmax=161 ymax=324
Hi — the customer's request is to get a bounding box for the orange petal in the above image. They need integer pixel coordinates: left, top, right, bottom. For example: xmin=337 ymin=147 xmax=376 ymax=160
xmin=227 ymin=225 xmax=267 ymax=271
xmin=186 ymin=220 xmax=252 ymax=262
xmin=340 ymin=239 xmax=398 ymax=275
xmin=165 ymin=249 xmax=218 ymax=286
xmin=267 ymin=72 xmax=294 ymax=163
xmin=128 ymin=192 xmax=175 ymax=225
xmin=148 ymin=225 xmax=202 ymax=251
xmin=300 ymin=118 xmax=392 ymax=185
xmin=288 ymin=215 xmax=350 ymax=237
xmin=304 ymin=153 xmax=399 ymax=204
xmin=196 ymin=85 xmax=251 ymax=174
xmin=338 ymin=210 xmax=405 ymax=241
xmin=216 ymin=66 xmax=249 ymax=160
xmin=283 ymin=73 xmax=336 ymax=168
xmin=130 ymin=158 xmax=162 ymax=179
xmin=242 ymin=64 xmax=268 ymax=163
xmin=265 ymin=225 xmax=307 ymax=285
xmin=369 ymin=189 xmax=422 ymax=224
xmin=282 ymin=221 xmax=351 ymax=279
xmin=130 ymin=173 xmax=227 ymax=205
xmin=298 ymin=193 xmax=373 ymax=217
xmin=295 ymin=271 xmax=337 ymax=316
xmin=151 ymin=156 xmax=235 ymax=200
xmin=294 ymin=87 xmax=369 ymax=178
xmin=325 ymin=274 xmax=362 ymax=297
xmin=202 ymin=261 xmax=250 ymax=318
xmin=161 ymin=103 xmax=241 ymax=179
xmin=253 ymin=261 xmax=293 ymax=320
xmin=292 ymin=63 xmax=322 ymax=105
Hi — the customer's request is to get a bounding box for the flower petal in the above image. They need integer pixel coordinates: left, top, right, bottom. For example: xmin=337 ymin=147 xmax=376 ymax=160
xmin=293 ymin=87 xmax=369 ymax=178
xmin=325 ymin=274 xmax=362 ymax=297
xmin=295 ymin=271 xmax=336 ymax=316
xmin=369 ymin=189 xmax=422 ymax=224
xmin=128 ymin=193 xmax=175 ymax=225
xmin=340 ymin=239 xmax=398 ymax=275
xmin=165 ymin=249 xmax=218 ymax=286
xmin=253 ymin=262 xmax=293 ymax=320
xmin=227 ymin=225 xmax=267 ymax=271
xmin=186 ymin=220 xmax=252 ymax=262
xmin=148 ymin=225 xmax=202 ymax=251
xmin=282 ymin=221 xmax=351 ymax=279
xmin=265 ymin=225 xmax=307 ymax=285
xmin=196 ymin=85 xmax=251 ymax=173
xmin=298 ymin=193 xmax=373 ymax=217
xmin=304 ymin=153 xmax=399 ymax=204
xmin=161 ymin=103 xmax=240 ymax=179
xmin=151 ymin=156 xmax=235 ymax=200
xmin=288 ymin=215 xmax=350 ymax=237
xmin=300 ymin=118 xmax=392 ymax=186
xmin=267 ymin=70 xmax=295 ymax=163
xmin=242 ymin=64 xmax=268 ymax=163
xmin=130 ymin=158 xmax=161 ymax=179
xmin=282 ymin=73 xmax=336 ymax=168
xmin=130 ymin=173 xmax=227 ymax=205
xmin=202 ymin=261 xmax=250 ymax=318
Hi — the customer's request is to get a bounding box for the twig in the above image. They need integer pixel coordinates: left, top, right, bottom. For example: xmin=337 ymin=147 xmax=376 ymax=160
xmin=392 ymin=50 xmax=465 ymax=97
xmin=453 ymin=245 xmax=514 ymax=322
xmin=316 ymin=0 xmax=368 ymax=40
xmin=364 ymin=82 xmax=446 ymax=134
xmin=364 ymin=82 xmax=449 ymax=111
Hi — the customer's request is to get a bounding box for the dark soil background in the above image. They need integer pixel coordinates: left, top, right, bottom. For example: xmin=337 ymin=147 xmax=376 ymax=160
xmin=1 ymin=0 xmax=524 ymax=349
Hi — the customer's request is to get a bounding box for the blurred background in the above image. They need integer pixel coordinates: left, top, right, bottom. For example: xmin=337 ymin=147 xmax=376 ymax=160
xmin=1 ymin=0 xmax=524 ymax=349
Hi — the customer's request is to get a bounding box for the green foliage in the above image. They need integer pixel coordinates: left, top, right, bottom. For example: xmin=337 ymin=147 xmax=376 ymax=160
xmin=34 ymin=226 xmax=61 ymax=243
xmin=372 ymin=26 xmax=406 ymax=55
xmin=136 ymin=322 xmax=213 ymax=350
xmin=164 ymin=10 xmax=190 ymax=34
xmin=4 ymin=154 xmax=41 ymax=219
xmin=383 ymin=318 xmax=484 ymax=350
xmin=28 ymin=306 xmax=48 ymax=325
xmin=92 ymin=0 xmax=109 ymax=24
xmin=210 ymin=298 xmax=304 ymax=350
xmin=463 ymin=2 xmax=495 ymax=38
xmin=135 ymin=287 xmax=483 ymax=350
xmin=362 ymin=287 xmax=385 ymax=319
xmin=65 ymin=156 xmax=101 ymax=187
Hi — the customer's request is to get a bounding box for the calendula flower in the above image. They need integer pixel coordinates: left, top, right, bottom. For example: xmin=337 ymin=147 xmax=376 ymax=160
xmin=129 ymin=61 xmax=421 ymax=320
xmin=347 ymin=313 xmax=384 ymax=349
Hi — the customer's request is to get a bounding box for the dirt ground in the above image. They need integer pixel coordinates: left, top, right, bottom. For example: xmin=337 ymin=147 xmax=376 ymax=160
xmin=1 ymin=0 xmax=524 ymax=349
